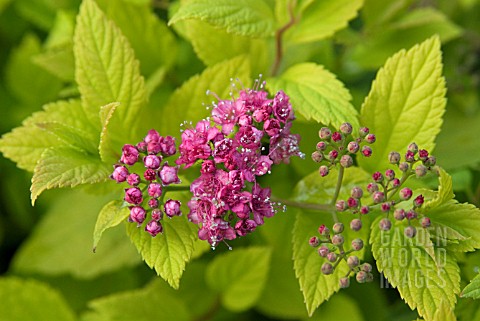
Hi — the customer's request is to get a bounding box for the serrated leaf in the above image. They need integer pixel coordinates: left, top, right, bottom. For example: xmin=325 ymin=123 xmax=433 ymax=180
xmin=433 ymin=300 xmax=457 ymax=321
xmin=267 ymin=63 xmax=359 ymax=128
xmin=359 ymin=36 xmax=446 ymax=173
xmin=98 ymin=102 xmax=120 ymax=163
xmin=12 ymin=189 xmax=139 ymax=279
xmin=0 ymin=99 xmax=95 ymax=171
xmin=31 ymin=147 xmax=111 ymax=205
xmin=370 ymin=216 xmax=460 ymax=321
xmin=0 ymin=277 xmax=76 ymax=321
xmin=424 ymin=167 xmax=454 ymax=210
xmin=285 ymin=0 xmax=363 ymax=44
xmin=93 ymin=200 xmax=130 ymax=252
xmin=292 ymin=167 xmax=370 ymax=316
xmin=74 ymin=0 xmax=147 ymax=146
xmin=462 ymin=273 xmax=480 ymax=299
xmin=205 ymin=247 xmax=272 ymax=312
xmin=169 ymin=0 xmax=275 ymax=38
xmin=160 ymin=56 xmax=250 ymax=137
xmin=37 ymin=122 xmax=98 ymax=154
xmin=32 ymin=44 xmax=75 ymax=81
xmin=426 ymin=200 xmax=480 ymax=252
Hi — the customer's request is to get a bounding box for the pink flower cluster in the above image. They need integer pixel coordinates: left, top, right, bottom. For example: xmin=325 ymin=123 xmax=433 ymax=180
xmin=110 ymin=130 xmax=182 ymax=236
xmin=176 ymin=81 xmax=304 ymax=248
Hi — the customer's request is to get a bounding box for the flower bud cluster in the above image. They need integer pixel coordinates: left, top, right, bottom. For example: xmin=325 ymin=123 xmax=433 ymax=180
xmin=110 ymin=129 xmax=182 ymax=237
xmin=312 ymin=124 xmax=375 ymax=177
xmin=309 ymin=222 xmax=373 ymax=287
xmin=176 ymin=79 xmax=303 ymax=248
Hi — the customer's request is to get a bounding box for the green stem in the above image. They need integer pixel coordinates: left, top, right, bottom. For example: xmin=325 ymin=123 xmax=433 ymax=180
xmin=271 ymin=196 xmax=334 ymax=212
xmin=329 ymin=166 xmax=345 ymax=222
xmin=165 ymin=185 xmax=191 ymax=192
xmin=270 ymin=0 xmax=297 ymax=76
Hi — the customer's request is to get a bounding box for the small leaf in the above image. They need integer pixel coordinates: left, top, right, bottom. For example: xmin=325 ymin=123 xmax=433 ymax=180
xmin=461 ymin=273 xmax=480 ymax=299
xmin=205 ymin=247 xmax=272 ymax=312
xmin=370 ymin=216 xmax=460 ymax=321
xmin=74 ymin=0 xmax=147 ymax=145
xmin=98 ymin=102 xmax=120 ymax=163
xmin=160 ymin=56 xmax=250 ymax=136
xmin=31 ymin=147 xmax=111 ymax=205
xmin=267 ymin=63 xmax=359 ymax=129
xmin=0 ymin=277 xmax=76 ymax=321
xmin=285 ymin=0 xmax=364 ymax=44
xmin=424 ymin=167 xmax=454 ymax=210
xmin=93 ymin=200 xmax=130 ymax=252
xmin=359 ymin=36 xmax=446 ymax=173
xmin=169 ymin=0 xmax=275 ymax=38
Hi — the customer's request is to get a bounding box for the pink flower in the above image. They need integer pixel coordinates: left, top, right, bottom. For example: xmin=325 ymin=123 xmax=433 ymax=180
xmin=235 ymin=125 xmax=263 ymax=149
xmin=120 ymin=144 xmax=139 ymax=165
xmin=145 ymin=220 xmax=163 ymax=236
xmin=272 ymin=90 xmax=294 ymax=123
xmin=251 ymin=183 xmax=274 ymax=225
xmin=125 ymin=187 xmax=143 ymax=205
xmin=212 ymin=100 xmax=245 ymax=134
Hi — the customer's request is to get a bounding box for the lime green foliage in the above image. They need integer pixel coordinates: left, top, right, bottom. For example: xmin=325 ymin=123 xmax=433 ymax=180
xmin=169 ymin=0 xmax=275 ymax=37
xmin=359 ymin=36 xmax=446 ymax=173
xmin=462 ymin=273 xmax=480 ymax=299
xmin=433 ymin=301 xmax=457 ymax=321
xmin=268 ymin=63 xmax=359 ymax=128
xmin=98 ymin=102 xmax=120 ymax=163
xmin=284 ymin=0 xmax=364 ymax=44
xmin=93 ymin=200 xmax=130 ymax=252
xmin=0 ymin=277 xmax=76 ymax=321
xmin=206 ymin=247 xmax=272 ymax=312
xmin=370 ymin=216 xmax=460 ymax=321
xmin=292 ymin=167 xmax=370 ymax=316
xmin=423 ymin=167 xmax=454 ymax=210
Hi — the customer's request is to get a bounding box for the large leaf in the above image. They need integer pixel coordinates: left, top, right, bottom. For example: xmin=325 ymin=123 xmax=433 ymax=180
xmin=93 ymin=200 xmax=130 ymax=252
xmin=0 ymin=277 xmax=76 ymax=321
xmin=169 ymin=0 xmax=275 ymax=38
xmin=370 ymin=216 xmax=460 ymax=321
xmin=160 ymin=56 xmax=250 ymax=137
xmin=359 ymin=36 xmax=446 ymax=173
xmin=74 ymin=0 xmax=147 ymax=146
xmin=205 ymin=246 xmax=272 ymax=312
xmin=462 ymin=273 xmax=480 ymax=300
xmin=292 ymin=167 xmax=370 ymax=316
xmin=285 ymin=0 xmax=364 ymax=44
xmin=31 ymin=147 xmax=111 ymax=204
xmin=12 ymin=189 xmax=140 ymax=279
xmin=268 ymin=63 xmax=359 ymax=128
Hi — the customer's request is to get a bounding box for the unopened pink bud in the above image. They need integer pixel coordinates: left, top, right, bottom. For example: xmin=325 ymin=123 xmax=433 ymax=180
xmin=404 ymin=226 xmax=417 ymax=238
xmin=336 ymin=200 xmax=347 ymax=212
xmin=365 ymin=134 xmax=376 ymax=144
xmin=164 ymin=199 xmax=181 ymax=217
xmin=359 ymin=127 xmax=369 ymax=137
xmin=125 ymin=187 xmax=143 ymax=205
xmin=379 ymin=218 xmax=392 ymax=231
xmin=347 ymin=197 xmax=359 ymax=208
xmin=347 ymin=141 xmax=359 ymax=153
xmin=316 ymin=141 xmax=327 ymax=151
xmin=319 ymin=165 xmax=329 ymax=177
xmin=339 ymin=122 xmax=353 ymax=135
xmin=361 ymin=145 xmax=372 ymax=157
xmin=143 ymin=169 xmax=157 ymax=181
xmin=318 ymin=224 xmax=329 ymax=235
xmin=418 ymin=149 xmax=429 ymax=161
xmin=413 ymin=194 xmax=424 ymax=207
xmin=145 ymin=220 xmax=163 ymax=236
xmin=367 ymin=183 xmax=379 ymax=194
xmin=151 ymin=208 xmax=163 ymax=221
xmin=340 ymin=155 xmax=353 ymax=168
xmin=385 ymin=169 xmax=395 ymax=181
xmin=331 ymin=132 xmax=343 ymax=142
xmin=129 ymin=206 xmax=146 ymax=225
xmin=399 ymin=188 xmax=412 ymax=200
xmin=350 ymin=218 xmax=362 ymax=231
xmin=111 ymin=165 xmax=129 ymax=183
xmin=319 ymin=127 xmax=332 ymax=140
xmin=127 ymin=173 xmax=140 ymax=186
xmin=148 ymin=183 xmax=162 ymax=198
xmin=421 ymin=217 xmax=431 ymax=228
xmin=144 ymin=155 xmax=161 ymax=169
xmin=120 ymin=144 xmax=139 ymax=165
xmin=318 ymin=245 xmax=329 ymax=257
xmin=372 ymin=171 xmax=383 ymax=183
xmin=159 ymin=163 xmax=180 ymax=185
xmin=309 ymin=236 xmax=320 ymax=247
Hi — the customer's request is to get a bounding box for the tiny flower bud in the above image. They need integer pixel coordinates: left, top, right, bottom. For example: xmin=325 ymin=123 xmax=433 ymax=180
xmin=159 ymin=164 xmax=181 ymax=185
xmin=136 ymin=141 xmax=147 ymax=152
xmin=418 ymin=149 xmax=429 ymax=161
xmin=391 ymin=178 xmax=401 ymax=188
xmin=350 ymin=218 xmax=362 ymax=231
xmin=351 ymin=238 xmax=364 ymax=251
xmin=143 ymin=169 xmax=157 ymax=181
xmin=319 ymin=127 xmax=332 ymax=140
xmin=372 ymin=191 xmax=385 ymax=204
xmin=327 ymin=252 xmax=337 ymax=263
xmin=360 ymin=206 xmax=369 ymax=215
xmin=311 ymin=151 xmax=324 ymax=163
xmin=381 ymin=202 xmax=391 ymax=212
xmin=362 ymin=263 xmax=373 ymax=273
xmin=332 ymin=234 xmax=344 ymax=246
xmin=151 ymin=208 xmax=163 ymax=221
xmin=408 ymin=142 xmax=418 ymax=154
xmin=356 ymin=271 xmax=368 ymax=283
xmin=399 ymin=162 xmax=410 ymax=172
xmin=129 ymin=206 xmax=146 ymax=225
xmin=201 ymin=160 xmax=216 ymax=174
xmin=359 ymin=127 xmax=369 ymax=137
xmin=347 ymin=255 xmax=360 ymax=268
xmin=145 ymin=220 xmax=163 ymax=236
xmin=405 ymin=150 xmax=415 ymax=163
xmin=339 ymin=277 xmax=350 ymax=288
xmin=322 ymin=262 xmax=334 ymax=275
xmin=413 ymin=194 xmax=424 ymax=208
xmin=361 ymin=145 xmax=372 ymax=157
xmin=309 ymin=236 xmax=320 ymax=247
xmin=351 ymin=186 xmax=363 ymax=199
xmin=120 ymin=144 xmax=139 ymax=165
xmin=421 ymin=217 xmax=431 ymax=228
xmin=385 ymin=169 xmax=395 ymax=181
xmin=316 ymin=141 xmax=327 ymax=151
xmin=164 ymin=199 xmax=182 ymax=217
xmin=318 ymin=245 xmax=330 ymax=257
xmin=347 ymin=197 xmax=359 ymax=208
xmin=394 ymin=208 xmax=405 ymax=221
xmin=365 ymin=134 xmax=376 ymax=144
xmin=340 ymin=155 xmax=353 ymax=168
xmin=111 ymin=165 xmax=129 ymax=183
xmin=125 ymin=187 xmax=143 ymax=205
xmin=333 ymin=222 xmax=344 ymax=234
xmin=399 ymin=188 xmax=413 ymax=200
xmin=161 ymin=135 xmax=177 ymax=156
xmin=319 ymin=165 xmax=329 ymax=177
xmin=406 ymin=209 xmax=417 ymax=220
xmin=144 ymin=155 xmax=161 ymax=169
xmin=318 ymin=224 xmax=330 ymax=236
xmin=388 ymin=151 xmax=401 ymax=164
xmin=328 ymin=150 xmax=339 ymax=161
xmin=372 ymin=171 xmax=383 ymax=183
xmin=366 ymin=273 xmax=374 ymax=283
xmin=148 ymin=183 xmax=162 ymax=198
xmin=331 ymin=132 xmax=343 ymax=142
xmin=127 ymin=173 xmax=140 ymax=186
xmin=415 ymin=164 xmax=428 ymax=177
xmin=367 ymin=183 xmax=379 ymax=194
xmin=148 ymin=198 xmax=159 ymax=208
xmin=347 ymin=141 xmax=359 ymax=153
xmin=424 ymin=156 xmax=436 ymax=167
xmin=379 ymin=218 xmax=392 ymax=231
xmin=340 ymin=122 xmax=353 ymax=135
xmin=404 ymin=226 xmax=417 ymax=238
xmin=336 ymin=200 xmax=347 ymax=212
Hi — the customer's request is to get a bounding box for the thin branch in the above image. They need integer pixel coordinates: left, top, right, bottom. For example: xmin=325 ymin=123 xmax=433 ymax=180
xmin=271 ymin=196 xmax=334 ymax=212
xmin=270 ymin=0 xmax=297 ymax=76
